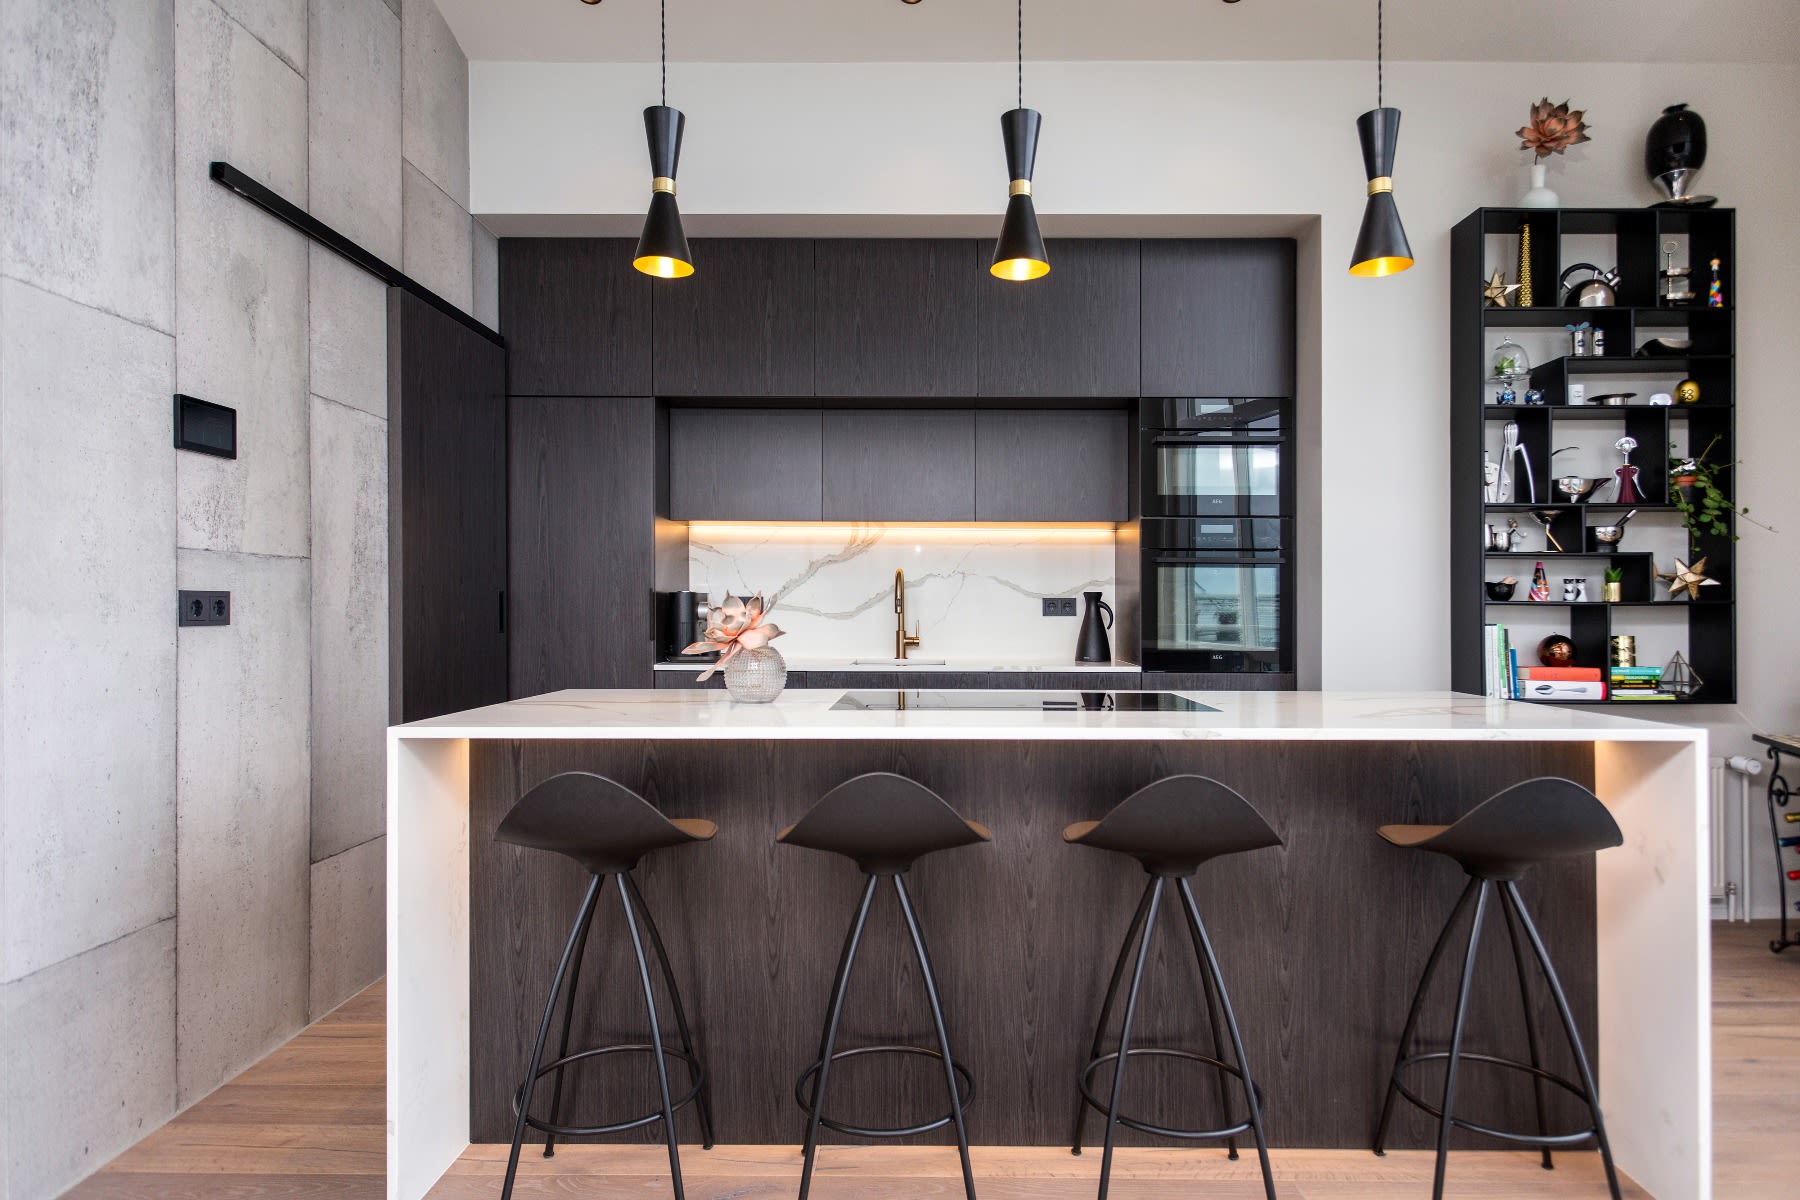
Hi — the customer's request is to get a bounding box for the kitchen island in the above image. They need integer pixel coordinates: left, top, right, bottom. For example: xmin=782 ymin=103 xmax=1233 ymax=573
xmin=387 ymin=690 xmax=1709 ymax=1200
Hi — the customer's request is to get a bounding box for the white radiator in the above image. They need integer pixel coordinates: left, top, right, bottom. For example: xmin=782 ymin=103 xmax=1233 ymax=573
xmin=1713 ymin=754 xmax=1764 ymax=922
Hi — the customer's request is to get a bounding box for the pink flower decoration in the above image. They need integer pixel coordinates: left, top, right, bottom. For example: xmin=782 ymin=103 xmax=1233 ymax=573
xmin=682 ymin=593 xmax=785 ymax=681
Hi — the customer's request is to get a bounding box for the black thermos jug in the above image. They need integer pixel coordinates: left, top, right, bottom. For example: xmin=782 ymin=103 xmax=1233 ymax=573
xmin=1076 ymin=591 xmax=1114 ymax=663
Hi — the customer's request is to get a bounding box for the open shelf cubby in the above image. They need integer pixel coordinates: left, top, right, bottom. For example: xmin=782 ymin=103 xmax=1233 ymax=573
xmin=1451 ymin=207 xmax=1737 ymax=704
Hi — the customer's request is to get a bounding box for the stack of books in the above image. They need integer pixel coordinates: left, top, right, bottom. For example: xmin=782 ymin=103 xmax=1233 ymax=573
xmin=1610 ymin=665 xmax=1673 ymax=700
xmin=1514 ymin=665 xmax=1606 ymax=701
xmin=1483 ymin=623 xmax=1519 ymax=699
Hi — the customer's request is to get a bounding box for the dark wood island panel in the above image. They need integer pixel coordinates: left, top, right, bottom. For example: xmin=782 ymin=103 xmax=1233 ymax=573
xmin=467 ymin=739 xmax=1596 ymax=1151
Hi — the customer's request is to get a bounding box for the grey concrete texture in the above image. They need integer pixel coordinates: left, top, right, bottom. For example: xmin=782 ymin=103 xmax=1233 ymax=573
xmin=309 ymin=244 xmax=389 ymax=419
xmin=212 ymin=0 xmax=307 ymax=76
xmin=402 ymin=156 xmax=472 ymax=311
xmin=308 ymin=835 xmax=385 ymax=1019
xmin=472 ymin=216 xmax=498 ymax=330
xmin=401 ymin=0 xmax=470 ymax=208
xmin=0 ymin=0 xmax=177 ymax=334
xmin=0 ymin=280 xmax=177 ymax=983
xmin=175 ymin=547 xmax=311 ymax=1106
xmin=308 ymin=0 xmax=402 ymax=262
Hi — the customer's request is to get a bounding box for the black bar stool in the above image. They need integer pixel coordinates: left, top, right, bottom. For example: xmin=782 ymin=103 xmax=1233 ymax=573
xmin=494 ymin=771 xmax=718 ymax=1200
xmin=1064 ymin=775 xmax=1281 ymax=1200
xmin=778 ymin=771 xmax=991 ymax=1200
xmin=1372 ymin=776 xmax=1624 ymax=1200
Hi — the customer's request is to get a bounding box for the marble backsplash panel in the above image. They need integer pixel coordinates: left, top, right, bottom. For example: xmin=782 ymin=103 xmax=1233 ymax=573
xmin=686 ymin=524 xmax=1119 ymax=661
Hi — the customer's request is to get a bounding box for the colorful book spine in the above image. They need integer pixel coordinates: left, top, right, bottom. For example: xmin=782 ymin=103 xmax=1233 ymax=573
xmin=1519 ymin=666 xmax=1603 ymax=682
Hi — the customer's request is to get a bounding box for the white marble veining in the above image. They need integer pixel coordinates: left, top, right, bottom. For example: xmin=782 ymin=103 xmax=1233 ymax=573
xmin=653 ymin=657 xmax=1138 ymax=674
xmin=686 ymin=523 xmax=1118 ymax=661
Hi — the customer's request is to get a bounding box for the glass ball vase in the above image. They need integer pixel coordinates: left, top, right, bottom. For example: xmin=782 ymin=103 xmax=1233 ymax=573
xmin=723 ymin=646 xmax=787 ymax=702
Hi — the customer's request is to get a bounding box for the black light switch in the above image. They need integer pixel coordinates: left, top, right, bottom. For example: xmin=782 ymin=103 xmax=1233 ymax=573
xmin=174 ymin=394 xmax=237 ymax=459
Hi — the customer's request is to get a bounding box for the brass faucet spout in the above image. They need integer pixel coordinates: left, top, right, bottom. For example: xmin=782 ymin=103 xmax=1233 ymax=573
xmin=894 ymin=569 xmax=922 ymax=660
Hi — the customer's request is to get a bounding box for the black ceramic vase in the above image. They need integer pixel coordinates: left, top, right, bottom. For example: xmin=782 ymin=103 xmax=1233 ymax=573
xmin=1644 ymin=103 xmax=1709 ymax=204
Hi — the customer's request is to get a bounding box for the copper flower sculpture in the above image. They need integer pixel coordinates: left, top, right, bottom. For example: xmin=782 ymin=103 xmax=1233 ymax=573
xmin=1518 ymin=98 xmax=1591 ymax=157
xmin=683 ymin=593 xmax=786 ymax=681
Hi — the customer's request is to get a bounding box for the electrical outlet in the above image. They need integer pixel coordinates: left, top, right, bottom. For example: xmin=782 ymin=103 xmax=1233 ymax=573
xmin=1042 ymin=596 xmax=1078 ymax=617
xmin=179 ymin=590 xmax=231 ymax=627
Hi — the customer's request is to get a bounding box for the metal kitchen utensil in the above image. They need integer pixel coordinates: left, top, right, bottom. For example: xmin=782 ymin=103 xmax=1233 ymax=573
xmin=1592 ymin=509 xmax=1640 ymax=551
xmin=1498 ymin=422 xmax=1535 ymax=504
xmin=1555 ymin=475 xmax=1604 ymax=502
xmin=1559 ymin=262 xmax=1620 ymax=307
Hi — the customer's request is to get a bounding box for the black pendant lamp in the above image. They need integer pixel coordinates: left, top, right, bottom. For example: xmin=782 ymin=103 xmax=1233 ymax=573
xmin=1349 ymin=0 xmax=1413 ymax=277
xmin=991 ymin=0 xmax=1049 ymax=281
xmin=633 ymin=0 xmax=694 ymax=278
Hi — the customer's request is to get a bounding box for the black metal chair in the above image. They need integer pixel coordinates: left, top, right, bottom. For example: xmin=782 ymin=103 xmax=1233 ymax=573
xmin=494 ymin=771 xmax=717 ymax=1200
xmin=1372 ymin=776 xmax=1624 ymax=1200
xmin=778 ymin=771 xmax=992 ymax=1200
xmin=1064 ymin=775 xmax=1281 ymax=1200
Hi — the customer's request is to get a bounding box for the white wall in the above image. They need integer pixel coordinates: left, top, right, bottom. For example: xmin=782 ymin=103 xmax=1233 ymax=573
xmin=0 ymin=1 xmax=493 ymax=1194
xmin=471 ymin=56 xmax=1800 ymax=910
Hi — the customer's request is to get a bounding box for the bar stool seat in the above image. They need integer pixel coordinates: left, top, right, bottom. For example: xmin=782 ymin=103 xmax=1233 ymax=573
xmin=1373 ymin=776 xmax=1624 ymax=1200
xmin=1065 ymin=775 xmax=1281 ymax=1200
xmin=494 ymin=772 xmax=717 ymax=1200
xmin=779 ymin=772 xmax=989 ymax=1200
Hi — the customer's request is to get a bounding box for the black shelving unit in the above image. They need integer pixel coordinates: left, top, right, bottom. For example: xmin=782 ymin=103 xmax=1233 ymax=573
xmin=1451 ymin=207 xmax=1737 ymax=704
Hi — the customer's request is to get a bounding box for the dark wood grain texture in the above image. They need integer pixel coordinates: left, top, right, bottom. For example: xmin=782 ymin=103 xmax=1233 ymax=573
xmin=499 ymin=238 xmax=652 ymax=397
xmin=387 ymin=289 xmax=509 ymax=723
xmin=1140 ymin=239 xmax=1296 ymax=399
xmin=814 ymin=239 xmax=978 ymax=397
xmin=975 ymin=409 xmax=1128 ymax=521
xmin=821 ymin=409 xmax=976 ymax=521
xmin=668 ymin=408 xmax=824 ymax=520
xmin=977 ymin=239 xmax=1140 ymax=398
xmin=654 ymin=239 xmax=815 ymax=396
xmin=508 ymin=397 xmax=661 ymax=694
xmin=468 ymin=740 xmax=1597 ymax=1151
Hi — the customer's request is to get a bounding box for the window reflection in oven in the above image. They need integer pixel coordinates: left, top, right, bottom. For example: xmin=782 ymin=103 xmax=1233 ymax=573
xmin=1153 ymin=562 xmax=1283 ymax=653
xmin=1154 ymin=442 xmax=1281 ymax=500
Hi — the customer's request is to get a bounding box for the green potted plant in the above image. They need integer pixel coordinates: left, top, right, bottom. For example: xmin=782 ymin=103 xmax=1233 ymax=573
xmin=1601 ymin=565 xmax=1623 ymax=602
xmin=1668 ymin=436 xmax=1776 ymax=553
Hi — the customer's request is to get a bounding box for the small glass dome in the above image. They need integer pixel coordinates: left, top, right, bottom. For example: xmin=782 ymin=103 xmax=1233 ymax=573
xmin=1491 ymin=338 xmax=1532 ymax=382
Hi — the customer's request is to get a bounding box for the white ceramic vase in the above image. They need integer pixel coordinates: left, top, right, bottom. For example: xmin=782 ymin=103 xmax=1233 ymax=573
xmin=1519 ymin=161 xmax=1559 ymax=208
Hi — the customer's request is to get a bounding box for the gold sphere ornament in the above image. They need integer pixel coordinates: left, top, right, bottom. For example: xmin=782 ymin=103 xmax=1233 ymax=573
xmin=1674 ymin=378 xmax=1701 ymax=405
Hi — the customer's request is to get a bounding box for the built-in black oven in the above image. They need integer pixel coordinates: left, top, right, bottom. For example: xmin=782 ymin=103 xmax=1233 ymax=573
xmin=1138 ymin=520 xmax=1291 ymax=673
xmin=1140 ymin=398 xmax=1289 ymax=519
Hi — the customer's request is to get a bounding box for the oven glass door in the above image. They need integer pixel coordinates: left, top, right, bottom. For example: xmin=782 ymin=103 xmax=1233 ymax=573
xmin=1145 ymin=435 xmax=1283 ymax=517
xmin=1143 ymin=554 xmax=1287 ymax=671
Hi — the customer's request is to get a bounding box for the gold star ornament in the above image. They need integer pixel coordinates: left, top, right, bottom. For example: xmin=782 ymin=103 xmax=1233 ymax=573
xmin=1656 ymin=556 xmax=1720 ymax=601
xmin=1483 ymin=269 xmax=1522 ymax=307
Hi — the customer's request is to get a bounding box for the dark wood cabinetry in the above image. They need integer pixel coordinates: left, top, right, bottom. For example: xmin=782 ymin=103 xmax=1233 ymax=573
xmin=977 ymin=238 xmax=1140 ymax=397
xmin=822 ymin=408 xmax=976 ymax=520
xmin=668 ymin=408 xmax=823 ymax=520
xmin=975 ymin=409 xmax=1128 ymax=521
xmin=508 ymin=397 xmax=664 ymax=693
xmin=653 ymin=239 xmax=815 ymax=396
xmin=498 ymin=238 xmax=650 ymax=397
xmin=814 ymin=239 xmax=978 ymax=397
xmin=1140 ymin=239 xmax=1296 ymax=397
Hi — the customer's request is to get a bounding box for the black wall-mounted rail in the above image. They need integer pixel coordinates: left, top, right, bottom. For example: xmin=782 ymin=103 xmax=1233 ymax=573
xmin=209 ymin=160 xmax=504 ymax=348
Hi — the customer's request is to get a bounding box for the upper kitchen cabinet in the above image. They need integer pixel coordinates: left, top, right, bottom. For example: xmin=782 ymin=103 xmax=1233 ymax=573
xmin=822 ymin=409 xmax=975 ymax=521
xmin=975 ymin=409 xmax=1128 ymax=522
xmin=814 ymin=240 xmax=978 ymax=397
xmin=654 ymin=239 xmax=816 ymax=396
xmin=977 ymin=238 xmax=1140 ymax=397
xmin=668 ymin=407 xmax=824 ymax=521
xmin=1140 ymin=239 xmax=1296 ymax=397
xmin=499 ymin=238 xmax=652 ymax=396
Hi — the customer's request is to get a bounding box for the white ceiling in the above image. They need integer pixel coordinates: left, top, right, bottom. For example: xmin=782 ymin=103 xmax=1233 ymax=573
xmin=436 ymin=0 xmax=1800 ymax=65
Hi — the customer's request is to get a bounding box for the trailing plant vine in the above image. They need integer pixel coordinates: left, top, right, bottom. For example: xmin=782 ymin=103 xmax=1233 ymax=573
xmin=1668 ymin=435 xmax=1776 ymax=553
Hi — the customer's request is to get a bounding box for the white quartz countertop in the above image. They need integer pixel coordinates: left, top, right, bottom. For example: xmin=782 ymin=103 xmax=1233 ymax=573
xmin=391 ymin=689 xmax=1707 ymax=744
xmin=652 ymin=657 xmax=1140 ymax=674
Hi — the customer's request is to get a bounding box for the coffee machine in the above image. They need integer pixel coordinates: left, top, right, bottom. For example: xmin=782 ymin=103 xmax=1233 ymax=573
xmin=658 ymin=590 xmax=717 ymax=662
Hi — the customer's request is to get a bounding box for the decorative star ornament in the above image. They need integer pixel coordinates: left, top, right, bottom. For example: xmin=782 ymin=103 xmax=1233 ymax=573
xmin=1483 ymin=269 xmax=1522 ymax=307
xmin=1656 ymin=556 xmax=1720 ymax=601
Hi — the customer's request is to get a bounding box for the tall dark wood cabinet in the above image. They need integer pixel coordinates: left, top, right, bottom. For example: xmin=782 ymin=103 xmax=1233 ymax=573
xmin=1140 ymin=239 xmax=1296 ymax=397
xmin=668 ymin=408 xmax=824 ymax=520
xmin=975 ymin=409 xmax=1128 ymax=521
xmin=814 ymin=239 xmax=978 ymax=397
xmin=822 ymin=409 xmax=976 ymax=520
xmin=508 ymin=397 xmax=670 ymax=693
xmin=499 ymin=238 xmax=651 ymax=396
xmin=388 ymin=290 xmax=509 ymax=722
xmin=977 ymin=238 xmax=1140 ymax=397
xmin=653 ymin=239 xmax=816 ymax=396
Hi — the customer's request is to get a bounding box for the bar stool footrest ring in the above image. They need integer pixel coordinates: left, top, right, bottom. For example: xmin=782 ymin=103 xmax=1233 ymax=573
xmin=513 ymin=1043 xmax=705 ymax=1138
xmin=793 ymin=1044 xmax=975 ymax=1139
xmin=1390 ymin=1051 xmax=1602 ymax=1147
xmin=1078 ymin=1047 xmax=1260 ymax=1141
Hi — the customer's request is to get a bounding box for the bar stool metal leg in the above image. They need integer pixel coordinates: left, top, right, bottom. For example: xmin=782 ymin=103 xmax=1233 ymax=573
xmin=624 ymin=872 xmax=718 ymax=1150
xmin=541 ymin=882 xmax=602 ymax=1159
xmin=1498 ymin=887 xmax=1554 ymax=1171
xmin=894 ymin=874 xmax=978 ymax=1200
xmin=1072 ymin=877 xmax=1156 ymax=1157
xmin=617 ymin=874 xmax=687 ymax=1200
xmin=1373 ymin=876 xmax=1480 ymax=1156
xmin=1178 ymin=879 xmax=1276 ymax=1200
xmin=1176 ymin=882 xmax=1241 ymax=1161
xmin=503 ymin=872 xmax=605 ymax=1200
xmin=1098 ymin=876 xmax=1164 ymax=1200
xmin=1502 ymin=882 xmax=1623 ymax=1200
xmin=1432 ymin=880 xmax=1491 ymax=1200
xmin=799 ymin=875 xmax=879 ymax=1200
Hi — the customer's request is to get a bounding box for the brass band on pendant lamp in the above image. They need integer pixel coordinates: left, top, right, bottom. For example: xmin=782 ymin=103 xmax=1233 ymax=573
xmin=1349 ymin=0 xmax=1413 ymax=277
xmin=632 ymin=0 xmax=694 ymax=278
xmin=992 ymin=0 xmax=1048 ymax=281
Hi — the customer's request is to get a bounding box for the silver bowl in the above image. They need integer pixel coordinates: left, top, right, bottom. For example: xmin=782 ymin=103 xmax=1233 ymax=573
xmin=1555 ymin=475 xmax=1605 ymax=502
xmin=1592 ymin=525 xmax=1628 ymax=549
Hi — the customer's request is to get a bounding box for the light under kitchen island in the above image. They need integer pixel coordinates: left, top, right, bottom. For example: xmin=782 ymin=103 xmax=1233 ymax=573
xmin=387 ymin=690 xmax=1709 ymax=1200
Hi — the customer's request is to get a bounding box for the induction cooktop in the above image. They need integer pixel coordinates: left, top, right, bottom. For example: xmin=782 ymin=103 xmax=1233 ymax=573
xmin=830 ymin=690 xmax=1217 ymax=713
